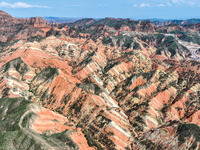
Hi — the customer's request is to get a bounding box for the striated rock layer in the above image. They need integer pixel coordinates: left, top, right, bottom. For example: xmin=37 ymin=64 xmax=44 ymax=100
xmin=0 ymin=11 xmax=200 ymax=150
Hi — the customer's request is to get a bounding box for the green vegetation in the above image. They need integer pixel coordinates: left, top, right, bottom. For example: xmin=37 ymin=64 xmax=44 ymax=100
xmin=0 ymin=97 xmax=77 ymax=149
xmin=141 ymin=70 xmax=156 ymax=81
xmin=154 ymin=35 xmax=180 ymax=57
xmin=78 ymin=51 xmax=95 ymax=67
xmin=2 ymin=57 xmax=29 ymax=75
xmin=70 ymin=99 xmax=83 ymax=114
xmin=170 ymin=31 xmax=200 ymax=44
xmin=156 ymin=47 xmax=164 ymax=55
xmin=155 ymin=33 xmax=165 ymax=44
xmin=93 ymin=18 xmax=138 ymax=30
xmin=36 ymin=66 xmax=59 ymax=82
xmin=0 ymin=98 xmax=31 ymax=133
xmin=177 ymin=123 xmax=200 ymax=147
xmin=49 ymin=130 xmax=76 ymax=148
xmin=139 ymin=34 xmax=156 ymax=44
xmin=116 ymin=35 xmax=124 ymax=47
xmin=103 ymin=60 xmax=120 ymax=73
xmin=0 ymin=40 xmax=19 ymax=48
xmin=140 ymin=139 xmax=157 ymax=149
xmin=132 ymin=122 xmax=144 ymax=132
xmin=0 ymin=98 xmax=43 ymax=149
xmin=180 ymin=33 xmax=200 ymax=45
xmin=133 ymin=42 xmax=141 ymax=50
xmin=163 ymin=36 xmax=174 ymax=45
xmin=168 ymin=41 xmax=178 ymax=57
xmin=135 ymin=116 xmax=145 ymax=124
xmin=102 ymin=37 xmax=113 ymax=46
xmin=123 ymin=37 xmax=134 ymax=49
xmin=27 ymin=36 xmax=45 ymax=42
xmin=82 ymin=129 xmax=104 ymax=150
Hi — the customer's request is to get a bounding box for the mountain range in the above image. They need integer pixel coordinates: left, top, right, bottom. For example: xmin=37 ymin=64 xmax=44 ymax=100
xmin=42 ymin=16 xmax=200 ymax=26
xmin=0 ymin=10 xmax=200 ymax=149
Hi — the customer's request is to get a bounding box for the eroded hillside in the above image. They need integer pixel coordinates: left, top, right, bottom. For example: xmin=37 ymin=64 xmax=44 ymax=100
xmin=0 ymin=11 xmax=200 ymax=150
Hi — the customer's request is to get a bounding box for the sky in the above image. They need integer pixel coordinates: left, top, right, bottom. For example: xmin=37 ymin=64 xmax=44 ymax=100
xmin=0 ymin=0 xmax=200 ymax=19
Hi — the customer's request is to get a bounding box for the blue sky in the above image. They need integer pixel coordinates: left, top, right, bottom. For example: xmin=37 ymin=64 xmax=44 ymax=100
xmin=0 ymin=0 xmax=200 ymax=19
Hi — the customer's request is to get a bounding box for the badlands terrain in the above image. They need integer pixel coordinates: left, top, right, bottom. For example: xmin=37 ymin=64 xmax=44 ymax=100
xmin=0 ymin=10 xmax=200 ymax=149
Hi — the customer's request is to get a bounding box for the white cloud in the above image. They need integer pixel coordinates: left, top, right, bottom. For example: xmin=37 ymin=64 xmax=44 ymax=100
xmin=171 ymin=0 xmax=198 ymax=6
xmin=156 ymin=4 xmax=165 ymax=7
xmin=98 ymin=4 xmax=108 ymax=7
xmin=167 ymin=2 xmax=173 ymax=6
xmin=71 ymin=5 xmax=81 ymax=7
xmin=187 ymin=1 xmax=196 ymax=6
xmin=133 ymin=4 xmax=137 ymax=7
xmin=134 ymin=1 xmax=198 ymax=8
xmin=66 ymin=4 xmax=81 ymax=7
xmin=172 ymin=0 xmax=185 ymax=4
xmin=140 ymin=3 xmax=151 ymax=7
xmin=0 ymin=2 xmax=49 ymax=8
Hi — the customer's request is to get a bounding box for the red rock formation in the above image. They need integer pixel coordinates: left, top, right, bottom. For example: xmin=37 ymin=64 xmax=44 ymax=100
xmin=0 ymin=11 xmax=200 ymax=150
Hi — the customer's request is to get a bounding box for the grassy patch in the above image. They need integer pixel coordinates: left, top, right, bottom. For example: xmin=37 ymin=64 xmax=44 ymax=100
xmin=177 ymin=123 xmax=200 ymax=147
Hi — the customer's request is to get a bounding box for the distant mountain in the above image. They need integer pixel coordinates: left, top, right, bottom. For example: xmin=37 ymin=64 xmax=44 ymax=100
xmin=152 ymin=18 xmax=200 ymax=26
xmin=63 ymin=18 xmax=96 ymax=27
xmin=64 ymin=17 xmax=200 ymax=29
xmin=42 ymin=17 xmax=81 ymax=24
xmin=147 ymin=18 xmax=170 ymax=22
xmin=42 ymin=16 xmax=200 ymax=26
xmin=63 ymin=17 xmax=156 ymax=32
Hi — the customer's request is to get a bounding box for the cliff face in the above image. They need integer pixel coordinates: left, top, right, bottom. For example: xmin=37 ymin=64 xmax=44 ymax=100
xmin=0 ymin=11 xmax=200 ymax=150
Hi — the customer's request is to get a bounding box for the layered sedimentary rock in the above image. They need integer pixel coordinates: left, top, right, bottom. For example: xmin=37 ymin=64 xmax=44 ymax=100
xmin=0 ymin=34 xmax=199 ymax=149
xmin=0 ymin=11 xmax=200 ymax=150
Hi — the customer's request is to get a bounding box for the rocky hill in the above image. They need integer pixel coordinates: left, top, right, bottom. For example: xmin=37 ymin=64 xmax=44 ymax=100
xmin=0 ymin=10 xmax=50 ymax=43
xmin=152 ymin=18 xmax=200 ymax=26
xmin=0 ymin=11 xmax=200 ymax=149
